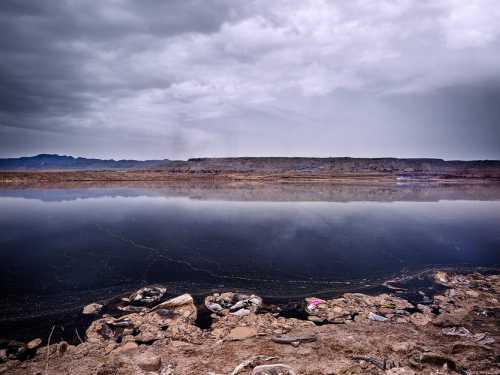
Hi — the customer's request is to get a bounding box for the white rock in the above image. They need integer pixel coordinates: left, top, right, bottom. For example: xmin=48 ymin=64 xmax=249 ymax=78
xmin=82 ymin=303 xmax=103 ymax=315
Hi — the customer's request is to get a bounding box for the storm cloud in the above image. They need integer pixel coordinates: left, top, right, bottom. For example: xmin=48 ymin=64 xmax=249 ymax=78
xmin=1 ymin=0 xmax=499 ymax=159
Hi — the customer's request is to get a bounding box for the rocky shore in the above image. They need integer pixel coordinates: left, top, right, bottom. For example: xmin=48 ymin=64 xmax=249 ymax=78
xmin=1 ymin=270 xmax=499 ymax=374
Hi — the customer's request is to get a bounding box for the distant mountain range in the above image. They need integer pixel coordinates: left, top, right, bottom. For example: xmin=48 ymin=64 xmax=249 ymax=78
xmin=1 ymin=154 xmax=500 ymax=178
xmin=0 ymin=154 xmax=169 ymax=170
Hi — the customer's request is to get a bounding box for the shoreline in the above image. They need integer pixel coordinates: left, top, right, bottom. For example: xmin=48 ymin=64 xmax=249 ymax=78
xmin=2 ymin=269 xmax=499 ymax=374
xmin=2 ymin=170 xmax=500 ymax=187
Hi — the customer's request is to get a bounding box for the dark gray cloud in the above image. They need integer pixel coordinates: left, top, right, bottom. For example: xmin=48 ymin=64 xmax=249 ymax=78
xmin=1 ymin=0 xmax=499 ymax=159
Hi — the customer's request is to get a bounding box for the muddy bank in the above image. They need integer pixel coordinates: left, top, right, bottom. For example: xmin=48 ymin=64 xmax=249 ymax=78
xmin=2 ymin=170 xmax=500 ymax=187
xmin=1 ymin=270 xmax=499 ymax=374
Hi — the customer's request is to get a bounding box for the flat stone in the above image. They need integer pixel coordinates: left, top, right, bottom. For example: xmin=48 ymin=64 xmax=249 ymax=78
xmin=112 ymin=342 xmax=138 ymax=354
xmin=227 ymin=326 xmax=257 ymax=341
xmin=134 ymin=351 xmax=162 ymax=371
xmin=410 ymin=313 xmax=432 ymax=326
xmin=26 ymin=338 xmax=42 ymax=350
xmin=271 ymin=331 xmax=317 ymax=345
xmin=252 ymin=364 xmax=297 ymax=375
xmin=82 ymin=303 xmax=103 ymax=315
xmin=231 ymin=308 xmax=251 ymax=317
xmin=386 ymin=367 xmax=416 ymax=375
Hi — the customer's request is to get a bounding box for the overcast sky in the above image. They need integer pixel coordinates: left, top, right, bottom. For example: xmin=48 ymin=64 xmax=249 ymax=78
xmin=1 ymin=0 xmax=500 ymax=160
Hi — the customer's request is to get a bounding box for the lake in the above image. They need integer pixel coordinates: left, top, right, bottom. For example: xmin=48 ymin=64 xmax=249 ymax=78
xmin=1 ymin=182 xmax=500 ymax=341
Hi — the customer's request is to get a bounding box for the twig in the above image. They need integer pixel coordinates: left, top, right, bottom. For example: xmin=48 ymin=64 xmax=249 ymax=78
xmin=75 ymin=328 xmax=84 ymax=344
xmin=45 ymin=325 xmax=55 ymax=375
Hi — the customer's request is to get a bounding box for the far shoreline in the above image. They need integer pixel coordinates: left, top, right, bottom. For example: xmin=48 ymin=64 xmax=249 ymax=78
xmin=2 ymin=169 xmax=500 ymax=187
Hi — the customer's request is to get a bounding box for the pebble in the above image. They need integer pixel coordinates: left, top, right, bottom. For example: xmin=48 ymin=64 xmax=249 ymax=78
xmin=82 ymin=303 xmax=103 ymax=315
xmin=134 ymin=351 xmax=162 ymax=371
xmin=26 ymin=338 xmax=42 ymax=350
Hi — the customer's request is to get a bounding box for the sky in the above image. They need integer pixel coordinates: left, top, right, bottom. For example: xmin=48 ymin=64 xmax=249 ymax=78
xmin=1 ymin=0 xmax=500 ymax=160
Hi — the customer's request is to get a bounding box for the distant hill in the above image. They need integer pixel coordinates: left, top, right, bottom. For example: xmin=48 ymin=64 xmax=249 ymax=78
xmin=0 ymin=154 xmax=169 ymax=170
xmin=1 ymin=155 xmax=500 ymax=178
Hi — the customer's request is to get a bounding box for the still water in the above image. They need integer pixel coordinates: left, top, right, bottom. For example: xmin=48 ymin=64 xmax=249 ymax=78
xmin=1 ymin=183 xmax=499 ymax=339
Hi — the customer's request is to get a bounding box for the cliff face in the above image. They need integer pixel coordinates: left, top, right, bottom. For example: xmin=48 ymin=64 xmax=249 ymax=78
xmin=169 ymin=157 xmax=500 ymax=177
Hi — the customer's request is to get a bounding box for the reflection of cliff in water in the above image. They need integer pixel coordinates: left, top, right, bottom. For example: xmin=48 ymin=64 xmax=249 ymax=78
xmin=1 ymin=181 xmax=500 ymax=202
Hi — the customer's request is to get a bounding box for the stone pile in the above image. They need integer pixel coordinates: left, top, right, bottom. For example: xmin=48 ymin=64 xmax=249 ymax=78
xmin=304 ymin=292 xmax=414 ymax=324
xmin=86 ymin=293 xmax=202 ymax=347
xmin=205 ymin=292 xmax=263 ymax=317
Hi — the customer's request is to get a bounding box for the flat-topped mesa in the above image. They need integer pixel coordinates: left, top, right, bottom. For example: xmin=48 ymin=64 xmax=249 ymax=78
xmin=181 ymin=157 xmax=500 ymax=176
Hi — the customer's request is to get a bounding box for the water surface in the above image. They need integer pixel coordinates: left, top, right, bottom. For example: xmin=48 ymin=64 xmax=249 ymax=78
xmin=1 ymin=183 xmax=499 ymax=340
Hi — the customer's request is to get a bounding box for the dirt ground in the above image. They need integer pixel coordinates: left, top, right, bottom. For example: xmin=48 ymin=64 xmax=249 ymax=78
xmin=1 ymin=271 xmax=499 ymax=375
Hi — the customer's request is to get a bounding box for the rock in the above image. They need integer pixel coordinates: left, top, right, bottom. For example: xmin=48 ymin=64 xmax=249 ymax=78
xmin=206 ymin=303 xmax=223 ymax=312
xmin=477 ymin=336 xmax=495 ymax=345
xmin=82 ymin=303 xmax=103 ymax=315
xmin=134 ymin=351 xmax=161 ymax=371
xmin=227 ymin=326 xmax=258 ymax=341
xmin=135 ymin=323 xmax=161 ymax=344
xmin=231 ymin=308 xmax=251 ymax=317
xmin=466 ymin=290 xmax=479 ymax=298
xmin=2 ymin=341 xmax=26 ymax=361
xmin=368 ymin=312 xmax=388 ymax=322
xmin=434 ymin=271 xmax=449 ymax=285
xmin=153 ymin=293 xmax=193 ymax=310
xmin=108 ymin=318 xmax=133 ymax=328
xmin=118 ymin=305 xmax=148 ymax=313
xmin=390 ymin=341 xmax=414 ymax=353
xmin=112 ymin=342 xmax=138 ymax=354
xmin=129 ymin=286 xmax=166 ymax=306
xmin=432 ymin=313 xmax=463 ymax=327
xmin=271 ymin=331 xmax=317 ymax=345
xmin=205 ymin=292 xmax=263 ymax=316
xmin=385 ymin=367 xmax=416 ymax=375
xmin=308 ymin=315 xmax=325 ymax=323
xmin=26 ymin=338 xmax=42 ymax=350
xmin=409 ymin=313 xmax=431 ymax=326
xmin=305 ymin=293 xmax=412 ymax=324
xmin=252 ymin=364 xmax=297 ymax=375
xmin=441 ymin=326 xmax=472 ymax=337
xmin=0 ymin=349 xmax=7 ymax=363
